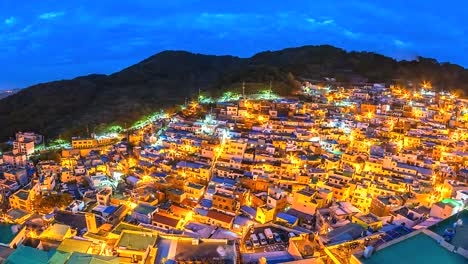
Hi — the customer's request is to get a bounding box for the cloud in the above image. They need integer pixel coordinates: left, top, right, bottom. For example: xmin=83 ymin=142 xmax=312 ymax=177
xmin=4 ymin=16 xmax=16 ymax=25
xmin=342 ymin=29 xmax=360 ymax=39
xmin=38 ymin=11 xmax=65 ymax=20
xmin=393 ymin=39 xmax=408 ymax=47
xmin=305 ymin=17 xmax=360 ymax=39
xmin=306 ymin=18 xmax=335 ymax=26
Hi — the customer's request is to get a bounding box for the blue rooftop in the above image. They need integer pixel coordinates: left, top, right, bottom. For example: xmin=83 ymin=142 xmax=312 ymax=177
xmin=240 ymin=205 xmax=256 ymax=217
xmin=176 ymin=161 xmax=204 ymax=169
xmin=276 ymin=212 xmax=298 ymax=225
xmin=211 ymin=177 xmax=235 ymax=186
xmin=396 ymin=162 xmax=432 ymax=176
xmin=103 ymin=206 xmax=118 ymax=215
xmin=200 ymin=199 xmax=212 ymax=208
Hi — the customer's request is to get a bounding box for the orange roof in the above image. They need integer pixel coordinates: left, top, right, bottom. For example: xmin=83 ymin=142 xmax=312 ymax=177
xmin=170 ymin=204 xmax=191 ymax=216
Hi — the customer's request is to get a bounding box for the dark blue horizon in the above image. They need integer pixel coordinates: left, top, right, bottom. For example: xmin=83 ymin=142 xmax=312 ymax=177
xmin=1 ymin=0 xmax=466 ymax=89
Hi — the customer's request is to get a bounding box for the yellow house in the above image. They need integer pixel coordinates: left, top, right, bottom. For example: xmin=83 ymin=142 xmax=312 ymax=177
xmin=9 ymin=189 xmax=33 ymax=211
xmin=71 ymin=138 xmax=98 ymax=149
xmin=256 ymin=205 xmax=275 ymax=224
xmin=360 ymin=104 xmax=377 ymax=114
xmin=183 ymin=182 xmax=205 ymax=201
xmin=40 ymin=223 xmax=75 ymax=241
xmin=318 ymin=181 xmax=351 ymax=202
xmin=350 ymin=185 xmax=372 ymax=213
xmin=291 ymin=188 xmax=318 ymax=215
xmin=176 ymin=161 xmax=211 ymax=183
xmin=352 ymin=213 xmax=383 ymax=231
xmin=363 ymin=160 xmax=383 ymax=174
xmin=403 ymin=136 xmax=421 ymax=148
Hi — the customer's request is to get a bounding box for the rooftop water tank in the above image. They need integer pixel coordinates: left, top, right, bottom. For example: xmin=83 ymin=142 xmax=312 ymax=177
xmin=363 ymin=245 xmax=374 ymax=259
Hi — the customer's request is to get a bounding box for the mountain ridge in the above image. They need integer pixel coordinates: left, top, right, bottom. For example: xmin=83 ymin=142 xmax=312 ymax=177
xmin=0 ymin=45 xmax=467 ymax=141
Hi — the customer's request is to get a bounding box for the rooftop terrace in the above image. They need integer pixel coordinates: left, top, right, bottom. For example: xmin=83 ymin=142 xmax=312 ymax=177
xmin=115 ymin=231 xmax=157 ymax=251
xmin=361 ymin=232 xmax=466 ymax=264
xmin=0 ymin=223 xmax=18 ymax=246
xmin=429 ymin=209 xmax=468 ymax=250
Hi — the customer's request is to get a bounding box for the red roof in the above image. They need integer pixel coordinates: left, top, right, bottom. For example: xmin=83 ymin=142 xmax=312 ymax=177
xmin=206 ymin=210 xmax=234 ymax=224
xmin=152 ymin=213 xmax=180 ymax=228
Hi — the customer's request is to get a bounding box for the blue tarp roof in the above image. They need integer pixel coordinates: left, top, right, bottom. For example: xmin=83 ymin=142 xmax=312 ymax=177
xmin=397 ymin=162 xmax=432 ymax=176
xmin=240 ymin=205 xmax=256 ymax=217
xmin=403 ymin=178 xmax=414 ymax=184
xmin=103 ymin=206 xmax=117 ymax=215
xmin=200 ymin=199 xmax=212 ymax=208
xmin=152 ymin=172 xmax=167 ymax=178
xmin=194 ymin=208 xmax=208 ymax=216
xmin=176 ymin=161 xmax=204 ymax=169
xmin=234 ymin=216 xmax=252 ymax=226
xmin=277 ymin=212 xmax=298 ymax=225
xmin=211 ymin=177 xmax=235 ymax=186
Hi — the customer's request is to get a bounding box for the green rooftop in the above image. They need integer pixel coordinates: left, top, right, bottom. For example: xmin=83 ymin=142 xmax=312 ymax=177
xmin=116 ymin=231 xmax=157 ymax=251
xmin=14 ymin=190 xmax=30 ymax=201
xmin=57 ymin=238 xmax=93 ymax=253
xmin=0 ymin=223 xmax=18 ymax=246
xmin=440 ymin=198 xmax=464 ymax=208
xmin=133 ymin=204 xmax=157 ymax=215
xmin=66 ymin=252 xmax=119 ymax=264
xmin=111 ymin=222 xmax=153 ymax=235
xmin=48 ymin=250 xmax=71 ymax=264
xmin=6 ymin=208 xmax=30 ymax=220
xmin=5 ymin=245 xmax=49 ymax=264
xmin=429 ymin=209 xmax=468 ymax=250
xmin=361 ymin=233 xmax=466 ymax=264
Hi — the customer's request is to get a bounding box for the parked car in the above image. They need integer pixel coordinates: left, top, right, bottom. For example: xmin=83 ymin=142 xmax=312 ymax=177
xmin=258 ymin=233 xmax=268 ymax=245
xmin=251 ymin=234 xmax=260 ymax=247
xmin=264 ymin=228 xmax=274 ymax=240
xmin=245 ymin=239 xmax=253 ymax=250
xmin=274 ymin=232 xmax=282 ymax=243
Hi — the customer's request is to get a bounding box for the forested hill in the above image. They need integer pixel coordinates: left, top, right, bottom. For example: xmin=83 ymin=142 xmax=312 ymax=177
xmin=0 ymin=45 xmax=467 ymax=140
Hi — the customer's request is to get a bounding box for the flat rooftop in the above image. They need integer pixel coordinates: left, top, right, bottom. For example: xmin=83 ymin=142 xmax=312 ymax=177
xmin=116 ymin=231 xmax=157 ymax=251
xmin=361 ymin=233 xmax=466 ymax=264
xmin=0 ymin=223 xmax=17 ymax=245
xmin=429 ymin=209 xmax=468 ymax=250
xmin=156 ymin=237 xmax=237 ymax=264
xmin=111 ymin=222 xmax=154 ymax=236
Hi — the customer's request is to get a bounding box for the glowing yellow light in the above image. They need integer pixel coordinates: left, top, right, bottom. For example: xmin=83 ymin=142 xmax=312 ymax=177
xmin=127 ymin=201 xmax=137 ymax=209
xmin=142 ymin=175 xmax=153 ymax=182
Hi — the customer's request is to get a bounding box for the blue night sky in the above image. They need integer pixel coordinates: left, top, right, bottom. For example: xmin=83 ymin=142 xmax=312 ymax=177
xmin=0 ymin=0 xmax=466 ymax=89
